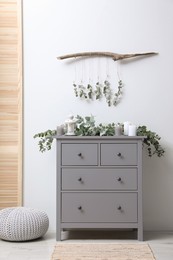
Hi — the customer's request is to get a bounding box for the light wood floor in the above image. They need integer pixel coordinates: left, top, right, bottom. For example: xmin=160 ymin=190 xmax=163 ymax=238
xmin=0 ymin=231 xmax=173 ymax=259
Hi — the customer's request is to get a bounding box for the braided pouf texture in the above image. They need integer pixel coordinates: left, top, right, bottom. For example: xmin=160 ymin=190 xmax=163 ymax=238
xmin=0 ymin=207 xmax=49 ymax=241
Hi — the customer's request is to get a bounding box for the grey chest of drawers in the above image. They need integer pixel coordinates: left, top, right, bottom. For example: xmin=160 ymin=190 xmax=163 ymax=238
xmin=55 ymin=136 xmax=144 ymax=241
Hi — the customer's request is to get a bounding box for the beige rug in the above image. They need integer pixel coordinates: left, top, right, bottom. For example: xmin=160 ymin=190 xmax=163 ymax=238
xmin=51 ymin=243 xmax=156 ymax=260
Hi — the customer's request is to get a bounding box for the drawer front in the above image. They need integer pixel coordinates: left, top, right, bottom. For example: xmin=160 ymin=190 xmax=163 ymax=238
xmin=62 ymin=168 xmax=137 ymax=190
xmin=62 ymin=193 xmax=137 ymax=223
xmin=61 ymin=144 xmax=98 ymax=166
xmin=101 ymin=143 xmax=137 ymax=165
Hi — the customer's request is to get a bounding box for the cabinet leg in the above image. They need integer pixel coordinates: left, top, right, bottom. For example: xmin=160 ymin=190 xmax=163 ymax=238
xmin=137 ymin=228 xmax=143 ymax=241
xmin=56 ymin=229 xmax=61 ymax=241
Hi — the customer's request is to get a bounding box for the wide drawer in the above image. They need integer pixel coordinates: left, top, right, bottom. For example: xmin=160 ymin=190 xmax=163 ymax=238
xmin=101 ymin=143 xmax=137 ymax=165
xmin=62 ymin=168 xmax=137 ymax=190
xmin=62 ymin=193 xmax=137 ymax=223
xmin=61 ymin=143 xmax=98 ymax=166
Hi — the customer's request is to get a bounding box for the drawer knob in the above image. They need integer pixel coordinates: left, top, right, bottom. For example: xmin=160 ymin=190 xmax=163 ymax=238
xmin=78 ymin=153 xmax=82 ymax=157
xmin=117 ymin=152 xmax=122 ymax=157
xmin=117 ymin=206 xmax=122 ymax=210
xmin=78 ymin=177 xmax=82 ymax=182
xmin=117 ymin=177 xmax=122 ymax=182
xmin=78 ymin=206 xmax=82 ymax=210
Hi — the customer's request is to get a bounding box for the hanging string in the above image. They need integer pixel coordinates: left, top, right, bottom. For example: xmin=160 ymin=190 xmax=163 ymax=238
xmin=97 ymin=57 xmax=101 ymax=83
xmin=73 ymin=57 xmax=79 ymax=98
xmin=81 ymin=59 xmax=84 ymax=84
xmin=89 ymin=56 xmax=92 ymax=84
xmin=116 ymin=60 xmax=121 ymax=81
xmin=106 ymin=58 xmax=110 ymax=80
xmin=73 ymin=57 xmax=77 ymax=84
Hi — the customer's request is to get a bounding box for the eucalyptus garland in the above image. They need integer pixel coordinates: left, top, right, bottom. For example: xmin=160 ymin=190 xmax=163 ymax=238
xmin=33 ymin=129 xmax=57 ymax=153
xmin=34 ymin=115 xmax=165 ymax=158
xmin=73 ymin=80 xmax=123 ymax=107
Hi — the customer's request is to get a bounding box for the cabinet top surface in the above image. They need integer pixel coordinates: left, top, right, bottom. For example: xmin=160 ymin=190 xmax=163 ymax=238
xmin=55 ymin=135 xmax=145 ymax=141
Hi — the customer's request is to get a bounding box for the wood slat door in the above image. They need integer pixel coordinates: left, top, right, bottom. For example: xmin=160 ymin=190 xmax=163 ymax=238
xmin=0 ymin=0 xmax=23 ymax=209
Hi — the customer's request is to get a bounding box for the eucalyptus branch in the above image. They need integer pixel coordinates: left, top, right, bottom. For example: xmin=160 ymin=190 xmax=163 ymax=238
xmin=33 ymin=129 xmax=57 ymax=152
xmin=87 ymin=84 xmax=93 ymax=99
xmin=95 ymin=82 xmax=103 ymax=100
xmin=103 ymin=80 xmax=112 ymax=106
xmin=113 ymin=80 xmax=123 ymax=106
xmin=73 ymin=83 xmax=78 ymax=97
xmin=57 ymin=51 xmax=157 ymax=61
xmin=136 ymin=125 xmax=165 ymax=157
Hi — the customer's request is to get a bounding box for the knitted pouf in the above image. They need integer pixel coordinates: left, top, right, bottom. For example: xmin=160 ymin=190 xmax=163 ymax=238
xmin=0 ymin=207 xmax=49 ymax=241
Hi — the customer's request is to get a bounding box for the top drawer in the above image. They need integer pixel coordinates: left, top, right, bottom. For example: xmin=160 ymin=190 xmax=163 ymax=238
xmin=101 ymin=143 xmax=137 ymax=165
xmin=61 ymin=143 xmax=98 ymax=166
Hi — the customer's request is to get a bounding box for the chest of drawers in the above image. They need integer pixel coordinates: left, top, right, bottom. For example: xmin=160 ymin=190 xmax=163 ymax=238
xmin=55 ymin=136 xmax=144 ymax=241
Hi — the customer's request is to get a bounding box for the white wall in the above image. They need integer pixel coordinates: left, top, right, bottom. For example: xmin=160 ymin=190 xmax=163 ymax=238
xmin=23 ymin=0 xmax=173 ymax=231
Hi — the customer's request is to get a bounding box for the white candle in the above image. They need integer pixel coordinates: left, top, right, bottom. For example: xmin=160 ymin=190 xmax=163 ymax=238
xmin=128 ymin=125 xmax=137 ymax=136
xmin=123 ymin=121 xmax=131 ymax=135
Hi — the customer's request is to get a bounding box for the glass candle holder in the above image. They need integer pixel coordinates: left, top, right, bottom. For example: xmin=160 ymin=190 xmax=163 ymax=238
xmin=115 ymin=124 xmax=122 ymax=136
xmin=65 ymin=115 xmax=76 ymax=135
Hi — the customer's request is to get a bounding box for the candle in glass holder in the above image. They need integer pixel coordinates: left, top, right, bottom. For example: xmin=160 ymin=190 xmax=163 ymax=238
xmin=115 ymin=124 xmax=122 ymax=136
xmin=56 ymin=125 xmax=65 ymax=135
xmin=65 ymin=114 xmax=76 ymax=135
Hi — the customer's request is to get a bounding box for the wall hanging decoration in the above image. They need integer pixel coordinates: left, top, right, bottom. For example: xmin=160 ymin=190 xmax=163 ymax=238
xmin=57 ymin=51 xmax=157 ymax=107
xmin=72 ymin=57 xmax=123 ymax=107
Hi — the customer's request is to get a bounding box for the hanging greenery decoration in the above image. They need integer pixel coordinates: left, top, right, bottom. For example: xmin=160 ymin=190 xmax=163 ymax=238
xmin=73 ymin=80 xmax=123 ymax=107
xmin=58 ymin=51 xmax=158 ymax=108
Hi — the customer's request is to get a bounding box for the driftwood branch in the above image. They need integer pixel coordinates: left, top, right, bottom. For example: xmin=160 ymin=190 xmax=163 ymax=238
xmin=57 ymin=51 xmax=158 ymax=61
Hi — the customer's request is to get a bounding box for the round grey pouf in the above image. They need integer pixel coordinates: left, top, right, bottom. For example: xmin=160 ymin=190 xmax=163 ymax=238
xmin=0 ymin=207 xmax=49 ymax=241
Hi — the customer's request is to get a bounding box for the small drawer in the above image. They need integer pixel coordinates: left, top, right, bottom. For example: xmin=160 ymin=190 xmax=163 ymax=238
xmin=101 ymin=143 xmax=137 ymax=166
xmin=61 ymin=143 xmax=98 ymax=166
xmin=62 ymin=192 xmax=137 ymax=223
xmin=62 ymin=168 xmax=137 ymax=190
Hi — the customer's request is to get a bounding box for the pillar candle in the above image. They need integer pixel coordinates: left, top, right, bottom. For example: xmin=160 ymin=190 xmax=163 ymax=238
xmin=128 ymin=125 xmax=137 ymax=136
xmin=123 ymin=121 xmax=131 ymax=135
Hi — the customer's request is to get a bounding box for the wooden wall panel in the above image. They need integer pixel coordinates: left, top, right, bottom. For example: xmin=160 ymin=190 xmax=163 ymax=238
xmin=0 ymin=0 xmax=22 ymax=208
